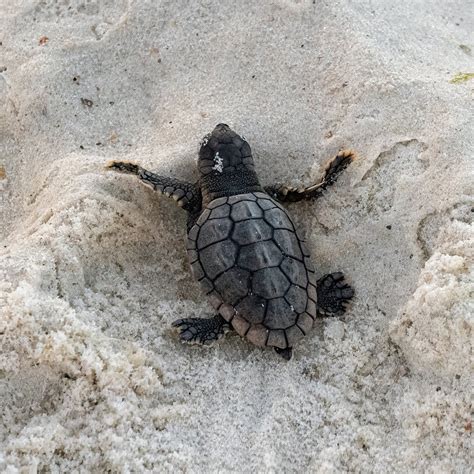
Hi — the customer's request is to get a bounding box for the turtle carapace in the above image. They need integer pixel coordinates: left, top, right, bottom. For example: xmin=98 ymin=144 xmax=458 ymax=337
xmin=107 ymin=124 xmax=355 ymax=360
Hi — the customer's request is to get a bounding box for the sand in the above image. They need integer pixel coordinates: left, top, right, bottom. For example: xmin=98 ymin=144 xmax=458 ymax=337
xmin=0 ymin=0 xmax=473 ymax=472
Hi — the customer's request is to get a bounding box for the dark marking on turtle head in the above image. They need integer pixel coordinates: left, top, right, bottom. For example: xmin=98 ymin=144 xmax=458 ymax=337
xmin=198 ymin=124 xmax=263 ymax=204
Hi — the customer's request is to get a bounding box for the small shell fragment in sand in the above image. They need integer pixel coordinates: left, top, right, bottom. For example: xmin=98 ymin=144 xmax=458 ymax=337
xmin=81 ymin=98 xmax=94 ymax=107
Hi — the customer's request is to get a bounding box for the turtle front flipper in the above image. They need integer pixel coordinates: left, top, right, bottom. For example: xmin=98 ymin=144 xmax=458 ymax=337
xmin=172 ymin=314 xmax=230 ymax=345
xmin=106 ymin=160 xmax=201 ymax=212
xmin=264 ymin=150 xmax=355 ymax=202
xmin=316 ymin=272 xmax=354 ymax=317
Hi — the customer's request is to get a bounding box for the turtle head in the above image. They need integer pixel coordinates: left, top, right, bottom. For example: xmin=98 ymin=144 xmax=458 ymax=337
xmin=198 ymin=123 xmax=256 ymax=177
xmin=197 ymin=124 xmax=262 ymax=202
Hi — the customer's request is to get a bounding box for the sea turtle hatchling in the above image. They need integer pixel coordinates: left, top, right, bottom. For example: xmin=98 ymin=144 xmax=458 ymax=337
xmin=107 ymin=123 xmax=355 ymax=360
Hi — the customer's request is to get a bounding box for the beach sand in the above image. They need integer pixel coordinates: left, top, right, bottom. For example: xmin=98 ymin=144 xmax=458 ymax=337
xmin=0 ymin=0 xmax=472 ymax=471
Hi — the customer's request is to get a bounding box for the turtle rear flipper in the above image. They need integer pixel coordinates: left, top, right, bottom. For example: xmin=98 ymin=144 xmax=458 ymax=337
xmin=316 ymin=272 xmax=354 ymax=317
xmin=172 ymin=314 xmax=230 ymax=346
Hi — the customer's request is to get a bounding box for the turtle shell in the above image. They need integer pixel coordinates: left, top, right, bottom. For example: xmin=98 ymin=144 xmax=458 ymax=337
xmin=187 ymin=192 xmax=317 ymax=350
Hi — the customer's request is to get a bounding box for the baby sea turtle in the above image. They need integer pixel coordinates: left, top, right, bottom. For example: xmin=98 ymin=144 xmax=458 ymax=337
xmin=107 ymin=124 xmax=354 ymax=360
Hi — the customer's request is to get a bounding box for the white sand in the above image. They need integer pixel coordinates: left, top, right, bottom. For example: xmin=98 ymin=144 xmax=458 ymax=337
xmin=1 ymin=0 xmax=473 ymax=471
